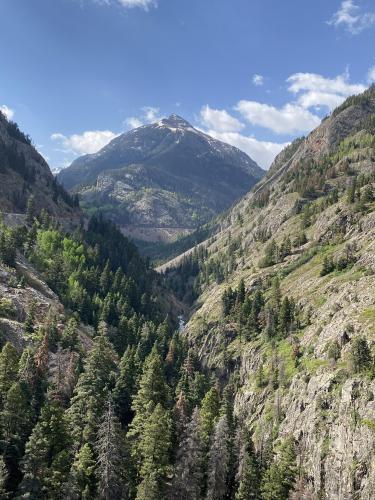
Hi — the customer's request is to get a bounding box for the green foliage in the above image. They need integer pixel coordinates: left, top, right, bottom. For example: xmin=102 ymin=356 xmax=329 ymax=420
xmin=261 ymin=437 xmax=297 ymax=500
xmin=349 ymin=336 xmax=373 ymax=375
xmin=136 ymin=404 xmax=172 ymax=500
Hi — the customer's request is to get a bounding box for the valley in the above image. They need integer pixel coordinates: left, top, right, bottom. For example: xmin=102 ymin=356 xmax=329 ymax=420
xmin=0 ymin=85 xmax=375 ymax=499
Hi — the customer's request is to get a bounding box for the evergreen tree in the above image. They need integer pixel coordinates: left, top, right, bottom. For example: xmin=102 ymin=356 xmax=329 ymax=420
xmin=206 ymin=415 xmax=230 ymax=500
xmin=136 ymin=404 xmax=172 ymax=500
xmin=235 ymin=430 xmax=260 ymax=500
xmin=350 ymin=336 xmax=372 ymax=374
xmin=19 ymin=401 xmax=71 ymax=498
xmin=199 ymin=387 xmax=220 ymax=451
xmin=68 ymin=335 xmax=117 ymax=449
xmin=68 ymin=443 xmax=96 ymax=500
xmin=26 ymin=196 xmax=36 ymax=225
xmin=1 ymin=381 xmax=34 ymax=492
xmin=95 ymin=399 xmax=126 ymax=500
xmin=261 ymin=437 xmax=297 ymax=500
xmin=171 ymin=407 xmax=203 ymax=500
xmin=320 ymin=255 xmax=334 ymax=276
xmin=0 ymin=342 xmax=19 ymax=406
xmin=113 ymin=346 xmax=137 ymax=428
xmin=128 ymin=346 xmax=169 ymax=464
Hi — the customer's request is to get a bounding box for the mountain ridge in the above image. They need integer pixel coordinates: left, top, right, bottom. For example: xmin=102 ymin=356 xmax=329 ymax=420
xmin=161 ymin=85 xmax=375 ymax=498
xmin=58 ymin=115 xmax=264 ymax=242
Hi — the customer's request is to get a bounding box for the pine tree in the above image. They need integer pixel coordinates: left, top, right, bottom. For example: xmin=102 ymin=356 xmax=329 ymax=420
xmin=235 ymin=430 xmax=260 ymax=500
xmin=95 ymin=399 xmax=126 ymax=500
xmin=1 ymin=381 xmax=34 ymax=492
xmin=199 ymin=387 xmax=220 ymax=451
xmin=113 ymin=346 xmax=137 ymax=428
xmin=68 ymin=335 xmax=117 ymax=449
xmin=206 ymin=415 xmax=230 ymax=500
xmin=128 ymin=346 xmax=169 ymax=464
xmin=61 ymin=317 xmax=79 ymax=350
xmin=0 ymin=342 xmax=19 ymax=406
xmin=261 ymin=437 xmax=297 ymax=500
xmin=320 ymin=255 xmax=334 ymax=276
xmin=350 ymin=336 xmax=372 ymax=374
xmin=68 ymin=443 xmax=96 ymax=500
xmin=19 ymin=400 xmax=71 ymax=498
xmin=136 ymin=404 xmax=172 ymax=500
xmin=171 ymin=407 xmax=203 ymax=500
xmin=174 ymin=391 xmax=189 ymax=441
xmin=26 ymin=196 xmax=36 ymax=225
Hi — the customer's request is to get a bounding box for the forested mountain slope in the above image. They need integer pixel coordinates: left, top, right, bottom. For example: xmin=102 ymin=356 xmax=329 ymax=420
xmin=163 ymin=85 xmax=375 ymax=499
xmin=57 ymin=115 xmax=264 ymax=243
xmin=0 ymin=116 xmax=256 ymax=500
xmin=0 ymin=111 xmax=79 ymax=219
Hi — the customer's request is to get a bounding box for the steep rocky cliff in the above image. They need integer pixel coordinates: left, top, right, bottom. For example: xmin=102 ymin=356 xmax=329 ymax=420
xmin=165 ymin=85 xmax=375 ymax=499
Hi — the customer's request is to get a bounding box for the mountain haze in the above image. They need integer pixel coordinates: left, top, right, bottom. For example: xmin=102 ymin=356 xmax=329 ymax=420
xmin=58 ymin=115 xmax=264 ymax=242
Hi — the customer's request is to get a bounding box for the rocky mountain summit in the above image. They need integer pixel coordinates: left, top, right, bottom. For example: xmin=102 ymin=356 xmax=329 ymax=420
xmin=57 ymin=115 xmax=264 ymax=242
xmin=163 ymin=85 xmax=375 ymax=498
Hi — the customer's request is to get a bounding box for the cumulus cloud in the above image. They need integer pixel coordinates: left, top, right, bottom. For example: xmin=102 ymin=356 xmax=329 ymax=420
xmin=51 ymin=130 xmax=118 ymax=155
xmin=252 ymin=74 xmax=264 ymax=86
xmin=235 ymin=100 xmax=320 ymax=135
xmin=205 ymin=129 xmax=287 ymax=170
xmin=200 ymin=105 xmax=244 ymax=133
xmin=125 ymin=106 xmax=161 ymax=129
xmin=287 ymin=71 xmax=366 ymax=98
xmin=199 ymin=105 xmax=287 ymax=168
xmin=328 ymin=0 xmax=375 ymax=34
xmin=287 ymin=71 xmax=366 ymax=111
xmin=0 ymin=105 xmax=14 ymax=121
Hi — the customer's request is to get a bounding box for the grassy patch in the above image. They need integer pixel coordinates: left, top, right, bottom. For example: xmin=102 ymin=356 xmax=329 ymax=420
xmin=361 ymin=419 xmax=375 ymax=432
xmin=302 ymin=357 xmax=328 ymax=375
xmin=359 ymin=307 xmax=375 ymax=323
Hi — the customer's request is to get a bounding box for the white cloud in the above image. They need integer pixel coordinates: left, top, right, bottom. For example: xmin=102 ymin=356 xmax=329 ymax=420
xmin=252 ymin=74 xmax=264 ymax=86
xmin=200 ymin=105 xmax=244 ymax=133
xmin=0 ymin=105 xmax=14 ymax=121
xmin=125 ymin=106 xmax=161 ymax=129
xmin=118 ymin=0 xmax=156 ymax=9
xmin=235 ymin=100 xmax=321 ymax=135
xmin=94 ymin=0 xmax=156 ymax=10
xmin=142 ymin=106 xmax=160 ymax=122
xmin=296 ymin=91 xmax=346 ymax=110
xmin=368 ymin=66 xmax=375 ymax=83
xmin=287 ymin=71 xmax=366 ymax=111
xmin=51 ymin=130 xmax=118 ymax=155
xmin=328 ymin=0 xmax=375 ymax=34
xmin=125 ymin=117 xmax=143 ymax=129
xmin=287 ymin=72 xmax=366 ymax=97
xmin=205 ymin=129 xmax=287 ymax=170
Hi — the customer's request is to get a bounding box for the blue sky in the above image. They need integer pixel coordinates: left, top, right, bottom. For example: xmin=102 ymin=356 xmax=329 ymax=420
xmin=1 ymin=0 xmax=375 ymax=170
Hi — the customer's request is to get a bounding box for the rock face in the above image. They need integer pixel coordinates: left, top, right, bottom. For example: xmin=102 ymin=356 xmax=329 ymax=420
xmin=165 ymin=86 xmax=375 ymax=498
xmin=0 ymin=111 xmax=80 ymax=219
xmin=57 ymin=115 xmax=264 ymax=242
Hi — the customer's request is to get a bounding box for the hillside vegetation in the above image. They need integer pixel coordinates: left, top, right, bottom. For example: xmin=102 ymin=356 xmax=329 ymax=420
xmin=163 ymin=85 xmax=375 ymax=499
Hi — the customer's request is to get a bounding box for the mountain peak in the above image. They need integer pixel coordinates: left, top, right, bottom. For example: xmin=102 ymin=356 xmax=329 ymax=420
xmin=158 ymin=114 xmax=192 ymax=128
